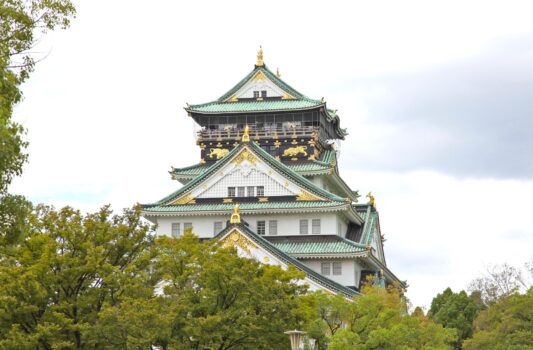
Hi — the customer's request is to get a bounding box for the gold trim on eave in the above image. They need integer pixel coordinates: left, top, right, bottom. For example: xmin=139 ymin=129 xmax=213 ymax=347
xmin=233 ymin=149 xmax=258 ymax=166
xmin=296 ymin=191 xmax=321 ymax=201
xmin=222 ymin=229 xmax=256 ymax=254
xmin=170 ymin=194 xmax=195 ymax=205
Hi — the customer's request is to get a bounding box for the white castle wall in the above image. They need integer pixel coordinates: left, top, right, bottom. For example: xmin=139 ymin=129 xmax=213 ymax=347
xmin=197 ymin=168 xmax=293 ymax=198
xmin=154 ymin=212 xmax=347 ymax=239
xmin=301 ymin=259 xmax=361 ymax=288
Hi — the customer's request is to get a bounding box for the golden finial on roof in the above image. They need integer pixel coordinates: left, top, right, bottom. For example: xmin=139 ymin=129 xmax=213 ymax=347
xmin=256 ymin=46 xmax=264 ymax=66
xmin=320 ymin=97 xmax=325 ymax=103
xmin=230 ymin=204 xmax=241 ymax=224
xmin=276 ymin=67 xmax=281 ymax=77
xmin=242 ymin=125 xmax=250 ymax=142
xmin=366 ymin=192 xmax=375 ymax=207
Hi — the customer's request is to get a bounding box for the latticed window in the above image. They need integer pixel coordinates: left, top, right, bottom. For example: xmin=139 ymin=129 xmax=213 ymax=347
xmin=237 ymin=186 xmax=245 ymax=197
xmin=257 ymin=221 xmax=266 ymax=235
xmin=261 ymin=90 xmax=267 ymax=98
xmin=213 ymin=221 xmax=223 ymax=234
xmin=253 ymin=91 xmax=260 ymax=98
xmin=299 ymin=220 xmax=308 ymax=235
xmin=171 ymin=223 xmax=180 ymax=238
xmin=321 ymin=262 xmax=330 ymax=275
xmin=184 ymin=222 xmax=192 ymax=233
xmin=256 ymin=186 xmax=265 ymax=196
xmin=269 ymin=220 xmax=277 ymax=235
xmin=312 ymin=219 xmax=321 ymax=235
xmin=228 ymin=187 xmax=236 ymax=197
xmin=333 ymin=262 xmax=342 ymax=275
xmin=247 ymin=186 xmax=255 ymax=197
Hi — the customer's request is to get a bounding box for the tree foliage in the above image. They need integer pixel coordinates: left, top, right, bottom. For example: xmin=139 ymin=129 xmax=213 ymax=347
xmin=1 ymin=0 xmax=76 ymax=190
xmin=428 ymin=288 xmax=483 ymax=349
xmin=1 ymin=0 xmax=76 ymax=250
xmin=304 ymin=285 xmax=456 ymax=350
xmin=462 ymin=289 xmax=533 ymax=350
xmin=145 ymin=232 xmax=308 ymax=350
xmin=0 ymin=204 xmax=157 ymax=349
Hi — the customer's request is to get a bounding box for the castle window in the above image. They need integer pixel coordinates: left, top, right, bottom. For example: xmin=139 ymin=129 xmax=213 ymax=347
xmin=213 ymin=221 xmax=223 ymax=234
xmin=261 ymin=90 xmax=267 ymax=98
xmin=247 ymin=186 xmax=255 ymax=197
xmin=321 ymin=262 xmax=331 ymax=275
xmin=299 ymin=220 xmax=308 ymax=235
xmin=184 ymin=222 xmax=193 ymax=233
xmin=269 ymin=220 xmax=277 ymax=235
xmin=228 ymin=187 xmax=236 ymax=197
xmin=333 ymin=262 xmax=342 ymax=275
xmin=257 ymin=221 xmax=266 ymax=235
xmin=256 ymin=186 xmax=265 ymax=197
xmin=312 ymin=219 xmax=321 ymax=235
xmin=237 ymin=186 xmax=245 ymax=197
xmin=253 ymin=91 xmax=260 ymax=98
xmin=171 ymin=223 xmax=180 ymax=238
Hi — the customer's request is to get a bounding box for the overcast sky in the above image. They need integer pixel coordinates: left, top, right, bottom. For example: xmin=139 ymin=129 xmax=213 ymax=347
xmin=12 ymin=0 xmax=533 ymax=308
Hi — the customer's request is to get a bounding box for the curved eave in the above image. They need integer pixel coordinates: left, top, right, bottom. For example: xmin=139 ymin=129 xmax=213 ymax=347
xmin=363 ymin=253 xmax=406 ymax=288
xmin=185 ymin=102 xmax=324 ymax=115
xmin=293 ymin=251 xmax=368 ymax=259
xmin=142 ymin=202 xmax=350 ymax=217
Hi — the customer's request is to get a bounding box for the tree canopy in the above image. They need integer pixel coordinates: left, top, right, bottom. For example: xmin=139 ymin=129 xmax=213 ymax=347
xmin=303 ymin=284 xmax=457 ymax=350
xmin=462 ymin=289 xmax=533 ymax=350
xmin=429 ymin=288 xmax=483 ymax=349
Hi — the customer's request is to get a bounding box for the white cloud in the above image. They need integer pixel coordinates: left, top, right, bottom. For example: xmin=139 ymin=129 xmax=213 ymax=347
xmin=10 ymin=0 xmax=533 ymax=307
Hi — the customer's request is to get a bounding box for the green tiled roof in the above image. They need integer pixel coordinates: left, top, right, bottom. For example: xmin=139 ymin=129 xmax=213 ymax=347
xmin=265 ymin=236 xmax=366 ymax=256
xmin=146 ymin=140 xmax=347 ymax=210
xmin=215 ymin=223 xmax=359 ymax=298
xmin=185 ymin=64 xmax=347 ymax=138
xmin=171 ymin=148 xmax=336 ymax=180
xmin=143 ymin=201 xmax=348 ymax=214
xmin=218 ymin=64 xmax=308 ymax=102
xmin=187 ymin=99 xmax=322 ymax=114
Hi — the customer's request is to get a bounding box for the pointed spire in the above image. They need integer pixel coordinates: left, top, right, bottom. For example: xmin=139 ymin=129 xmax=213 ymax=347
xmin=242 ymin=125 xmax=250 ymax=142
xmin=256 ymin=46 xmax=264 ymax=66
xmin=230 ymin=204 xmax=241 ymax=224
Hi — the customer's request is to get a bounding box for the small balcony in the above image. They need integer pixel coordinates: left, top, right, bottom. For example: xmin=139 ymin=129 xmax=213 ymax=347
xmin=197 ymin=125 xmax=320 ymax=142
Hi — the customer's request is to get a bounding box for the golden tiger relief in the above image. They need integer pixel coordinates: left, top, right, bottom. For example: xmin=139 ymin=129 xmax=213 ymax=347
xmin=282 ymin=146 xmax=308 ymax=157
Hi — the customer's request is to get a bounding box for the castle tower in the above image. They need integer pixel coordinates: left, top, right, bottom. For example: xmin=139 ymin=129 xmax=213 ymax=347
xmin=142 ymin=49 xmax=403 ymax=297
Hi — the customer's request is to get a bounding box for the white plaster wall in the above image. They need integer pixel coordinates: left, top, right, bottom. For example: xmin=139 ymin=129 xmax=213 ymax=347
xmin=198 ymin=168 xmax=293 ymax=198
xmin=302 ymin=259 xmax=357 ymax=287
xmin=155 ymin=215 xmax=228 ymax=238
xmin=154 ymin=212 xmax=342 ymax=238
xmin=235 ymin=78 xmax=285 ymax=99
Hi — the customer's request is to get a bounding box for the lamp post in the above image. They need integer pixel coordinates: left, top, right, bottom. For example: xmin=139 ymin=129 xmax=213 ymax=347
xmin=284 ymin=330 xmax=306 ymax=350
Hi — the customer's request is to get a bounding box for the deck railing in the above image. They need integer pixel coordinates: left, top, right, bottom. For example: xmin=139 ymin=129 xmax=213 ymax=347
xmin=197 ymin=126 xmax=319 ymax=141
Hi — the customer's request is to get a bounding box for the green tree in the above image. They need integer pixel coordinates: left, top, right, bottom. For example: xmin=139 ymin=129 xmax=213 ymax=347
xmin=305 ymin=285 xmax=456 ymax=350
xmin=0 ymin=204 xmax=157 ymax=349
xmin=462 ymin=289 xmax=533 ymax=350
xmin=1 ymin=0 xmax=76 ymax=246
xmin=429 ymin=288 xmax=482 ymax=349
xmin=147 ymin=232 xmax=309 ymax=350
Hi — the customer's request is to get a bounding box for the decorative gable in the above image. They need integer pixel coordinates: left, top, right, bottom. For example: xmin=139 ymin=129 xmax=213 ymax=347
xmin=186 ymin=147 xmax=320 ymax=200
xmin=227 ymin=70 xmax=294 ymax=101
xmin=219 ymin=226 xmax=344 ymax=294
